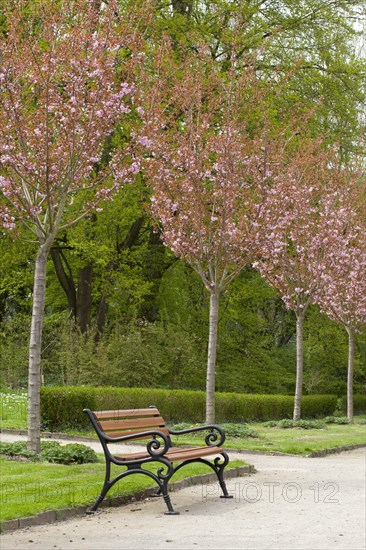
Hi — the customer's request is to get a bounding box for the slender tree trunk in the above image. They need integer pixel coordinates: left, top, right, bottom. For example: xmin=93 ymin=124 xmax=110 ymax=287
xmin=206 ymin=289 xmax=220 ymax=424
xmin=345 ymin=325 xmax=355 ymax=423
xmin=293 ymin=311 xmax=305 ymax=421
xmin=28 ymin=242 xmax=52 ymax=453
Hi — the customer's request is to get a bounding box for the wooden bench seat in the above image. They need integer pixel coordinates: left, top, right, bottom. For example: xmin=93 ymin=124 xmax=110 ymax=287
xmin=84 ymin=406 xmax=232 ymax=515
xmin=115 ymin=445 xmax=223 ymax=462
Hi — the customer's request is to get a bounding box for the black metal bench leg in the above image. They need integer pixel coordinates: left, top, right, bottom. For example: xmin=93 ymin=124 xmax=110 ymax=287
xmin=219 ymin=478 xmax=233 ymax=499
xmin=215 ymin=455 xmax=234 ymax=499
xmin=87 ymin=479 xmax=113 ymax=513
xmin=162 ymin=482 xmax=180 ymax=515
xmin=87 ymin=461 xmax=112 ymax=514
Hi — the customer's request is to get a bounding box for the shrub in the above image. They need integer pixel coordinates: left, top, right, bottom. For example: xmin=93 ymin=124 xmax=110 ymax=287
xmin=170 ymin=422 xmax=193 ymax=431
xmin=263 ymin=419 xmax=326 ymax=429
xmin=0 ymin=440 xmax=98 ymax=464
xmin=221 ymin=423 xmax=259 ymax=438
xmin=301 ymin=395 xmax=339 ymax=418
xmin=41 ymin=386 xmax=99 ymax=431
xmin=262 ymin=420 xmax=278 ymax=428
xmin=0 ymin=441 xmax=35 ymax=459
xmin=41 ymin=386 xmax=339 ymax=430
xmin=324 ymin=416 xmax=350 ymax=425
xmin=39 ymin=442 xmax=98 ymax=464
xmin=170 ymin=422 xmax=259 ymax=438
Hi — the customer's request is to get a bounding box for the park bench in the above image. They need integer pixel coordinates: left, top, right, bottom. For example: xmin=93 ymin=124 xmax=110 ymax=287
xmin=83 ymin=406 xmax=233 ymax=515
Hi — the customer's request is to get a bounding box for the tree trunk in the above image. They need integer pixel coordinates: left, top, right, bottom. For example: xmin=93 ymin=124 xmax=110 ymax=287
xmin=206 ymin=289 xmax=220 ymax=424
xmin=293 ymin=311 xmax=305 ymax=421
xmin=28 ymin=243 xmax=51 ymax=453
xmin=94 ymin=295 xmax=109 ymax=343
xmin=50 ymin=247 xmax=77 ymax=320
xmin=345 ymin=325 xmax=355 ymax=423
xmin=76 ymin=265 xmax=93 ymax=333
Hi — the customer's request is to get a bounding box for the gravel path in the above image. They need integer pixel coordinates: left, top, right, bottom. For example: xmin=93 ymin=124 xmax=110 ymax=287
xmin=0 ymin=434 xmax=365 ymax=550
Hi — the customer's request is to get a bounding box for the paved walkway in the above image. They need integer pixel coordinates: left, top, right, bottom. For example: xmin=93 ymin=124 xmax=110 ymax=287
xmin=0 ymin=434 xmax=365 ymax=550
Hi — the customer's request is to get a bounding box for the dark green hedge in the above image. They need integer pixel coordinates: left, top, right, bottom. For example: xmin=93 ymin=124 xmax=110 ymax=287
xmin=338 ymin=394 xmax=366 ymax=415
xmin=40 ymin=386 xmax=344 ymax=431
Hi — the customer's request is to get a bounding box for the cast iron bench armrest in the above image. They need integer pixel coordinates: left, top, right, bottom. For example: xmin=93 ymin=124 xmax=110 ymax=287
xmin=107 ymin=430 xmax=170 ymax=457
xmin=168 ymin=424 xmax=226 ymax=447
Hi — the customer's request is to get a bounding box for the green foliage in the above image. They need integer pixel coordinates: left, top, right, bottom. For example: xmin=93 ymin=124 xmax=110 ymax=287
xmin=263 ymin=419 xmax=326 ymax=429
xmin=169 ymin=422 xmax=192 ymax=431
xmin=301 ymin=394 xmax=340 ymax=418
xmin=323 ymin=416 xmax=350 ymax=425
xmin=170 ymin=421 xmax=259 ymax=438
xmin=41 ymin=386 xmax=99 ymax=431
xmin=337 ymin=394 xmax=366 ymax=415
xmin=221 ymin=423 xmax=259 ymax=439
xmin=0 ymin=441 xmax=36 ymax=459
xmin=215 ymin=268 xmax=296 ymax=394
xmin=1 ymin=255 xmax=365 ymax=398
xmin=0 ymin=315 xmax=30 ymax=389
xmin=41 ymin=386 xmax=339 ymax=430
xmin=303 ymin=306 xmax=365 ymax=395
xmin=155 ymin=0 xmax=365 ymax=153
xmin=38 ymin=441 xmax=98 ymax=464
xmin=39 ymin=319 xmax=206 ymax=389
xmin=0 ymin=440 xmax=97 ymax=464
xmin=216 ymin=392 xmax=292 ymax=422
xmin=0 ymin=233 xmax=35 ymax=320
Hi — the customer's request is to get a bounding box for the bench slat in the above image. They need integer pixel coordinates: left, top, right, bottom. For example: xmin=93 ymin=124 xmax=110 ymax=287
xmin=114 ymin=445 xmax=223 ymax=463
xmin=93 ymin=408 xmax=160 ymax=420
xmin=104 ymin=427 xmax=170 ymax=439
xmin=99 ymin=416 xmax=166 ymax=432
xmin=164 ymin=446 xmax=222 ymax=462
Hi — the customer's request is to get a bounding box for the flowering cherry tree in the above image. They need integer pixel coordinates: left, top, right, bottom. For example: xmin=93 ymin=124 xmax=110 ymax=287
xmin=315 ymin=209 xmax=366 ymax=421
xmin=0 ymin=0 xmax=142 ymax=451
xmin=254 ymin=141 xmax=352 ymax=420
xmin=138 ymin=55 xmax=279 ymax=422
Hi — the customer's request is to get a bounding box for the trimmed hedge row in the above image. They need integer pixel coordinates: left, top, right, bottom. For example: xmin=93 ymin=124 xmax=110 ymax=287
xmin=40 ymin=386 xmax=352 ymax=431
xmin=339 ymin=394 xmax=366 ymax=415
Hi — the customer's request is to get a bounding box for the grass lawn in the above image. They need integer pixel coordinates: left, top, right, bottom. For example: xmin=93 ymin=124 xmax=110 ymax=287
xmin=0 ymin=391 xmax=27 ymax=430
xmin=0 ymin=455 xmax=246 ymax=523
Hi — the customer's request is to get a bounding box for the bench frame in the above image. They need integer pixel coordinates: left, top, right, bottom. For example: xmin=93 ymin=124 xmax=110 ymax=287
xmin=84 ymin=406 xmax=233 ymax=515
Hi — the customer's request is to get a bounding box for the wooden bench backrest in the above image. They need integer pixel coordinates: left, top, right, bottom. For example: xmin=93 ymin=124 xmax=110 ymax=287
xmin=93 ymin=407 xmax=169 ymax=440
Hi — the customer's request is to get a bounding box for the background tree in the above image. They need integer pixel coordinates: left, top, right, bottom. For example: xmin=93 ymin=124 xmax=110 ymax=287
xmin=0 ymin=0 xmax=143 ymax=451
xmin=156 ymin=0 xmax=365 ymax=154
xmin=138 ymin=51 xmax=287 ymax=422
xmin=253 ymin=140 xmax=353 ymax=420
xmin=315 ymin=185 xmax=366 ymax=421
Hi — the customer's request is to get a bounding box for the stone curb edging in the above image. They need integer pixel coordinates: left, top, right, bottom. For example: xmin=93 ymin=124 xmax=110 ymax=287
xmin=228 ymin=448 xmax=296 ymax=457
xmin=230 ymin=444 xmax=366 ymax=458
xmin=0 ymin=464 xmax=254 ymax=534
xmin=307 ymin=443 xmax=366 ymax=457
